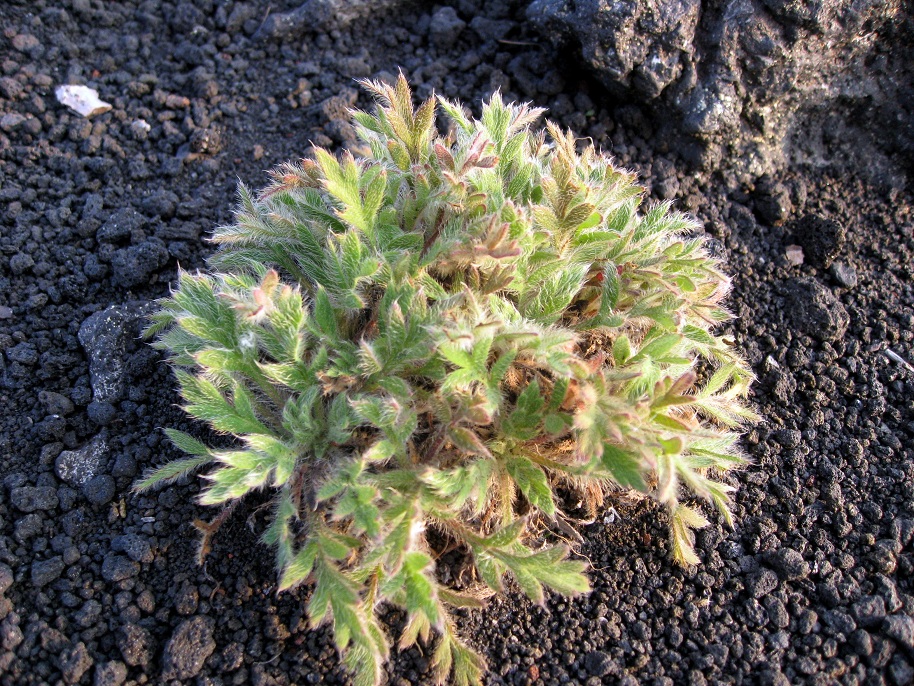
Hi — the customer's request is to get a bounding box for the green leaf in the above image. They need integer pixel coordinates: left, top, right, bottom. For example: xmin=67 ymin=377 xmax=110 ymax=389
xmin=278 ymin=541 xmax=319 ymax=591
xmin=506 ymin=456 xmax=555 ymax=515
xmin=431 ymin=624 xmax=486 ymax=686
xmin=133 ymin=455 xmax=214 ymax=493
xmin=612 ymin=335 xmax=631 ymax=366
xmin=601 ymin=444 xmax=648 ymax=492
xmin=163 ymin=428 xmax=211 ymax=456
xmin=670 ymin=503 xmax=709 ymax=567
xmin=502 ymin=380 xmax=544 ymax=439
xmin=630 ymin=333 xmax=683 ymax=364
xmin=543 ymin=412 xmax=572 ymax=435
xmin=311 ymin=286 xmax=338 ymax=337
xmin=448 ymin=426 xmax=493 ymax=459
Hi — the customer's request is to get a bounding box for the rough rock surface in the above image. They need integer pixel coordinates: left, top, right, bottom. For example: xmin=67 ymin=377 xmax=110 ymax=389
xmin=254 ymin=0 xmax=411 ymax=40
xmin=161 ymin=616 xmax=216 ymax=680
xmin=527 ymin=0 xmax=914 ymax=177
xmin=54 ymin=436 xmax=107 ymax=488
xmin=783 ymin=276 xmax=850 ymax=343
xmin=78 ymin=303 xmax=156 ymax=404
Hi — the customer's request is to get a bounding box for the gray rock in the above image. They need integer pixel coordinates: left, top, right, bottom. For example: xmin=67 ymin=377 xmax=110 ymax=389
xmin=31 ymin=556 xmax=65 ymax=587
xmin=78 ymin=303 xmax=156 ymax=403
xmin=822 ymin=609 xmax=857 ymax=636
xmin=83 ymin=475 xmax=116 ymax=506
xmin=38 ymin=391 xmax=75 ymax=416
xmin=225 ymin=3 xmax=260 ymax=34
xmin=74 ymin=599 xmax=103 ymax=628
xmin=59 ymin=641 xmax=93 ymax=684
xmin=527 ymin=0 xmax=909 ymax=176
xmin=56 ymin=437 xmax=107 ymax=488
xmin=469 ymin=16 xmax=514 ymax=42
xmin=783 ymin=277 xmax=849 ymax=343
xmin=772 ymin=429 xmax=801 ymax=448
xmin=874 ymin=574 xmax=903 ymax=612
xmin=528 ymin=0 xmax=700 ymax=100
xmin=87 ymin=401 xmax=117 ymax=426
xmin=170 ymin=2 xmax=205 ymax=32
xmin=0 ymin=564 xmax=13 ymax=594
xmin=111 ymin=534 xmax=153 ymax=564
xmin=584 ymin=649 xmax=617 ymax=677
xmin=0 ymin=617 xmax=24 ymax=651
xmin=10 ymin=486 xmax=59 ymax=513
xmin=0 ymin=113 xmax=26 ymax=132
xmin=7 ymin=342 xmax=38 ymax=365
xmin=849 ymin=629 xmax=873 ymax=656
xmin=746 ymin=569 xmax=779 ymax=598
xmin=97 ymin=208 xmax=145 ymax=244
xmin=829 ymin=262 xmax=858 ymax=289
xmin=428 ymin=7 xmax=466 ymax=49
xmin=769 ymin=547 xmax=810 ymax=580
xmin=765 ymin=596 xmax=790 ymax=629
xmin=0 ymin=77 xmax=22 ymax=99
xmin=111 ymin=453 xmax=137 ymax=478
xmin=14 ymin=514 xmax=43 ymax=543
xmin=161 ymin=616 xmax=216 ymax=680
xmin=753 ymin=177 xmax=793 ymax=226
xmin=891 ymin=518 xmax=914 ymax=548
xmin=174 ymin=584 xmax=199 ymax=616
xmin=889 ymin=655 xmax=914 ymax=686
xmin=93 ymin=660 xmax=128 ymax=686
xmin=115 ymin=623 xmax=154 ymax=667
xmin=853 ymin=595 xmax=887 ymax=628
xmin=110 ymin=239 xmax=170 ymax=289
xmin=885 ymin=615 xmax=914 ymax=654
xmin=140 ymin=190 xmax=179 ymax=219
xmin=101 ymin=555 xmax=139 ymax=583
xmin=254 ymin=0 xmax=409 ymax=40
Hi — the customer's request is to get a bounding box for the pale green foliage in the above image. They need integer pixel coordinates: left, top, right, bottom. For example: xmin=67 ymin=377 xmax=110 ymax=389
xmin=137 ymin=76 xmax=757 ymax=685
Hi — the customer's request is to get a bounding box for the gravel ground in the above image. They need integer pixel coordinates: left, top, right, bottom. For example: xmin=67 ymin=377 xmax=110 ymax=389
xmin=1 ymin=1 xmax=912 ymax=685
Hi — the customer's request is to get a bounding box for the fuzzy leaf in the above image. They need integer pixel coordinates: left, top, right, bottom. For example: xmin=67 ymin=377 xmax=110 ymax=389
xmin=601 ymin=444 xmax=648 ymax=492
xmin=501 ymin=380 xmax=544 ymax=439
xmin=506 ymin=456 xmax=555 ymax=515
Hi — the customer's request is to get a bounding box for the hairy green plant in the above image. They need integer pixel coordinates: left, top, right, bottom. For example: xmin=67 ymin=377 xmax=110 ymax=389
xmin=137 ymin=76 xmax=757 ymax=686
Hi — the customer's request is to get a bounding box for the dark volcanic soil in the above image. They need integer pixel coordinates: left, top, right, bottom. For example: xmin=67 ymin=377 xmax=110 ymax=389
xmin=1 ymin=1 xmax=913 ymax=685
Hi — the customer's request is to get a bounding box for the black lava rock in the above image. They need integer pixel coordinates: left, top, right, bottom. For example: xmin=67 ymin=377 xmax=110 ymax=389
xmin=10 ymin=486 xmax=59 ymax=513
xmin=790 ymin=214 xmax=845 ymax=268
xmin=584 ymin=650 xmax=617 ymax=677
xmin=83 ymin=475 xmax=116 ymax=506
xmin=161 ymin=616 xmax=216 ymax=680
xmin=110 ymin=239 xmax=170 ymax=289
xmin=92 ymin=660 xmax=128 ymax=686
xmin=429 ymin=7 xmax=466 ymax=49
xmin=115 ymin=624 xmax=154 ymax=668
xmin=58 ymin=641 xmax=93 ymax=684
xmin=885 ymin=615 xmax=914 ymax=655
xmin=111 ymin=534 xmax=153 ymax=564
xmin=31 ymin=557 xmax=65 ymax=587
xmin=769 ymin=548 xmax=810 ymax=580
xmin=853 ymin=596 xmax=888 ymax=629
xmin=783 ymin=277 xmax=849 ymax=343
xmin=101 ymin=555 xmax=139 ymax=583
xmin=97 ymin=208 xmax=146 ymax=244
xmin=87 ymin=401 xmax=117 ymax=426
xmin=746 ymin=569 xmax=779 ymax=598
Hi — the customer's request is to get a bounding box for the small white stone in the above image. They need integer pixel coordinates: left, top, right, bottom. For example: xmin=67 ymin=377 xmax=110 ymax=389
xmin=785 ymin=244 xmax=805 ymax=266
xmin=55 ymin=84 xmax=112 ymax=118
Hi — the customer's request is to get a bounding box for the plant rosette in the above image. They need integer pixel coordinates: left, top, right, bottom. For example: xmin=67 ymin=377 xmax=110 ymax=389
xmin=137 ymin=76 xmax=757 ymax=686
